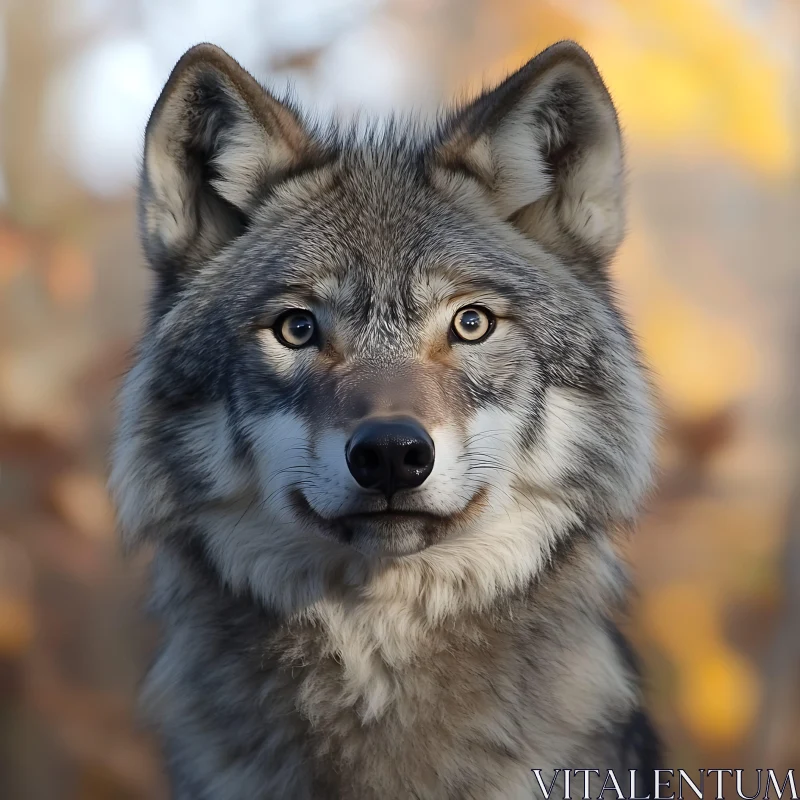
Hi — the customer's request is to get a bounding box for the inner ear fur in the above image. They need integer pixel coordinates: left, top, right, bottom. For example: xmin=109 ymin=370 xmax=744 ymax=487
xmin=433 ymin=41 xmax=625 ymax=274
xmin=139 ymin=43 xmax=320 ymax=280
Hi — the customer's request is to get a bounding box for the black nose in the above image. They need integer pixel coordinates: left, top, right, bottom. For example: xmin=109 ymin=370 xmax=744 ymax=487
xmin=346 ymin=416 xmax=435 ymax=496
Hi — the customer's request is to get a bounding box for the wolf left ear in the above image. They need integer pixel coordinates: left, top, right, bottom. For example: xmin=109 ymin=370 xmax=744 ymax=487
xmin=140 ymin=44 xmax=319 ymax=280
xmin=433 ymin=41 xmax=624 ymax=273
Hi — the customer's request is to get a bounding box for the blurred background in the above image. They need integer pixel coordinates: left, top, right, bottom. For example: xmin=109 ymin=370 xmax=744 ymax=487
xmin=0 ymin=0 xmax=797 ymax=797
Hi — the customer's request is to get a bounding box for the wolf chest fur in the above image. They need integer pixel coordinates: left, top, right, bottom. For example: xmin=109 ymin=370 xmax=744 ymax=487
xmin=111 ymin=39 xmax=659 ymax=799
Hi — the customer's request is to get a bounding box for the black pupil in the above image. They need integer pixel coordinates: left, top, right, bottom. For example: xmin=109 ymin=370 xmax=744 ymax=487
xmin=460 ymin=309 xmax=482 ymax=332
xmin=288 ymin=315 xmax=312 ymax=342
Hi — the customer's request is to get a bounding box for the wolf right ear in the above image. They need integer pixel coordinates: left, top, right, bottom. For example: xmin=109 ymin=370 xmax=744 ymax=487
xmin=433 ymin=42 xmax=624 ymax=277
xmin=140 ymin=44 xmax=319 ymax=281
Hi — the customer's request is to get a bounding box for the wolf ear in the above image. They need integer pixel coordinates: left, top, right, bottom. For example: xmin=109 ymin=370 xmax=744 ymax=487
xmin=140 ymin=44 xmax=319 ymax=279
xmin=434 ymin=41 xmax=624 ymax=273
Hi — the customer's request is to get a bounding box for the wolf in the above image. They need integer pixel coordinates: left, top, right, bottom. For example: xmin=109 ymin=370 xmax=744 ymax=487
xmin=110 ymin=39 xmax=660 ymax=799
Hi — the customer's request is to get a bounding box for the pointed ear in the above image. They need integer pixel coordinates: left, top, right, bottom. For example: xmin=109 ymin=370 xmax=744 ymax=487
xmin=433 ymin=42 xmax=624 ymax=273
xmin=140 ymin=43 xmax=320 ymax=280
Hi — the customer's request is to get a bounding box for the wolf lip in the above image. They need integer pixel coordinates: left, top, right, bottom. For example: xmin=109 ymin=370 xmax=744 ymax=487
xmin=338 ymin=510 xmax=443 ymax=524
xmin=288 ymin=488 xmax=445 ymax=523
xmin=289 ymin=487 xmax=490 ymax=537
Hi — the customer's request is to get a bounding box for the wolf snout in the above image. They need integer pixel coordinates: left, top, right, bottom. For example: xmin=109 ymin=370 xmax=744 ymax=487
xmin=345 ymin=416 xmax=435 ymax=497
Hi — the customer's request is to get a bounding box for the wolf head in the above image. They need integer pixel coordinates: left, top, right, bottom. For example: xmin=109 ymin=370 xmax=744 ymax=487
xmin=111 ymin=42 xmax=654 ymax=617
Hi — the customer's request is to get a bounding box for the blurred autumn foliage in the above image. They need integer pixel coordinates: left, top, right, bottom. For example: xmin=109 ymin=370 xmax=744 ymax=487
xmin=0 ymin=0 xmax=798 ymax=797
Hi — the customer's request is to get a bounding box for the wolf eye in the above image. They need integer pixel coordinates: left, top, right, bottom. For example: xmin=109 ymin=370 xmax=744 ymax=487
xmin=452 ymin=306 xmax=494 ymax=343
xmin=274 ymin=310 xmax=316 ymax=348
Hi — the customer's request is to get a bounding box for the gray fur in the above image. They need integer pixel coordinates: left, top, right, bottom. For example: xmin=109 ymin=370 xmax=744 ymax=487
xmin=111 ymin=40 xmax=659 ymax=799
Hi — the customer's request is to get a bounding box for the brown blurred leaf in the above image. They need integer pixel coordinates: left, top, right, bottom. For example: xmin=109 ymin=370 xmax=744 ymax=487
xmin=0 ymin=595 xmax=34 ymax=656
xmin=0 ymin=222 xmax=34 ymax=286
xmin=46 ymin=240 xmax=94 ymax=309
xmin=0 ymin=537 xmax=33 ymax=657
xmin=50 ymin=470 xmax=114 ymax=542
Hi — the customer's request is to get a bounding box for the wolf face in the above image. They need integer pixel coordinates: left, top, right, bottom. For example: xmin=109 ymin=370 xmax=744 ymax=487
xmin=111 ymin=42 xmax=655 ymax=620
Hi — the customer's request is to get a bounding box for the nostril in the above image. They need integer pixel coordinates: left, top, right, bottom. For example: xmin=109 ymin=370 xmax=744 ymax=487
xmin=352 ymin=446 xmax=380 ymax=471
xmin=403 ymin=446 xmax=429 ymax=469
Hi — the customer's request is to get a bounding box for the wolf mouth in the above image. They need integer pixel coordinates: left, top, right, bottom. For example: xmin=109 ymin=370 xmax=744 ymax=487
xmin=288 ymin=489 xmax=446 ymax=527
xmin=339 ymin=510 xmax=443 ymax=523
xmin=289 ymin=486 xmax=490 ymax=554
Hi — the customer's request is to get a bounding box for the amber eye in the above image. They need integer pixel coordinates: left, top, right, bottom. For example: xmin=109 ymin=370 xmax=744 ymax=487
xmin=274 ymin=310 xmax=317 ymax=348
xmin=452 ymin=306 xmax=494 ymax=343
